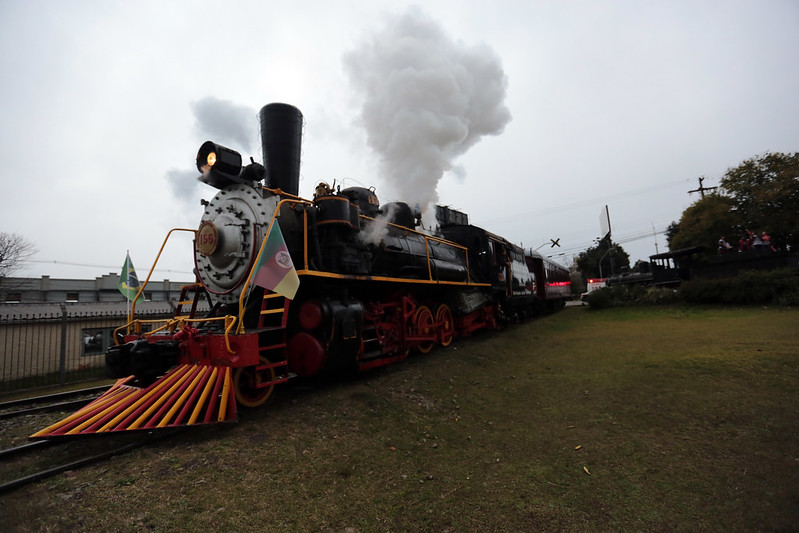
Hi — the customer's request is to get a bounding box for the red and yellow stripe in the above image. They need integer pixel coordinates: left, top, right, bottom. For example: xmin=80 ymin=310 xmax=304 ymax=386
xmin=30 ymin=364 xmax=237 ymax=439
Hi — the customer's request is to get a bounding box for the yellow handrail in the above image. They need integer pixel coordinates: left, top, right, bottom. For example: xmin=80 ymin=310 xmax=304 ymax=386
xmin=113 ymin=315 xmax=238 ymax=353
xmin=128 ymin=227 xmax=198 ymax=322
xmin=236 ymin=197 xmax=312 ymax=334
xmin=118 ymin=195 xmax=478 ymax=354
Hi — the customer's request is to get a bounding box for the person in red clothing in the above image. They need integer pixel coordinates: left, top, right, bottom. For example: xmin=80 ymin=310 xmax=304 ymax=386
xmin=739 ymin=229 xmax=755 ymax=252
xmin=761 ymin=231 xmax=775 ymax=252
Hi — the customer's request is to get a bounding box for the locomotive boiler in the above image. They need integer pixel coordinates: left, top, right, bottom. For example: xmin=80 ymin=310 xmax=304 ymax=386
xmin=32 ymin=103 xmax=569 ymax=439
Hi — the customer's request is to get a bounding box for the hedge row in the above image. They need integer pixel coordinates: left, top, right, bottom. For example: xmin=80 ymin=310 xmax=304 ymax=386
xmin=679 ymin=268 xmax=799 ymax=306
xmin=584 ymin=268 xmax=799 ymax=309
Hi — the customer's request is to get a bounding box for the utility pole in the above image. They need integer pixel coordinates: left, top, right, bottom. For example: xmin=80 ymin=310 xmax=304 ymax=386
xmin=688 ymin=177 xmax=717 ymax=198
xmin=652 ymin=222 xmax=659 ymax=255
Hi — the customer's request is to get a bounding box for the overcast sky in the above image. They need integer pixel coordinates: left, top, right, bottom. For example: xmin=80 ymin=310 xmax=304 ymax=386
xmin=1 ymin=0 xmax=797 ymax=282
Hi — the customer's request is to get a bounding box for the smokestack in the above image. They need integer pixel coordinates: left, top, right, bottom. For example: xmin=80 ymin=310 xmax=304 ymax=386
xmin=259 ymin=103 xmax=303 ymax=196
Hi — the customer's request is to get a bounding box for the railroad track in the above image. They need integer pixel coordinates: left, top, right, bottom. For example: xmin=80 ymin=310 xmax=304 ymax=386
xmin=0 ymin=386 xmax=187 ymax=493
xmin=0 ymin=385 xmax=110 ymax=420
xmin=0 ymin=429 xmax=184 ymax=494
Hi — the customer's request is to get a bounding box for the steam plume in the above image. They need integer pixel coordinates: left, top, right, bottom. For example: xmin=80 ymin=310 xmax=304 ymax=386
xmin=359 ymin=203 xmax=399 ymax=246
xmin=343 ymin=7 xmax=511 ymax=215
xmin=190 ymin=97 xmax=257 ymax=153
xmin=166 ymin=97 xmax=257 ymax=205
xmin=165 ymin=167 xmax=201 ymax=201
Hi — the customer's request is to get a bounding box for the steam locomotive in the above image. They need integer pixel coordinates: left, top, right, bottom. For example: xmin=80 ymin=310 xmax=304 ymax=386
xmin=32 ymin=103 xmax=569 ymax=439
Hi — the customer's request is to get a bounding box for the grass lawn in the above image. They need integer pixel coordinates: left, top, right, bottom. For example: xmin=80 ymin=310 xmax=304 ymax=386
xmin=2 ymin=305 xmax=798 ymax=532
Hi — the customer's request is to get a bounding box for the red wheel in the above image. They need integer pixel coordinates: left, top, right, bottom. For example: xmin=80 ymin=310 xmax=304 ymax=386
xmin=233 ymin=355 xmax=276 ymax=408
xmin=414 ymin=305 xmax=435 ymax=354
xmin=436 ymin=304 xmax=454 ymax=347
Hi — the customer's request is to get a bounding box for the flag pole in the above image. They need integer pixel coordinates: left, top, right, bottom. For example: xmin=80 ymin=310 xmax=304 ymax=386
xmin=126 ymin=249 xmax=130 ymax=320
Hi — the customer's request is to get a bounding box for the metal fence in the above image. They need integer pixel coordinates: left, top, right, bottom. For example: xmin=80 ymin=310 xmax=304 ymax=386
xmin=0 ymin=309 xmax=171 ymax=396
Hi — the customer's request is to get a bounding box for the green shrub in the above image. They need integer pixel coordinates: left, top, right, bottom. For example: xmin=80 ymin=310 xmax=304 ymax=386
xmin=585 ymin=269 xmax=799 ymax=308
xmin=641 ymin=286 xmax=681 ymax=305
xmin=584 ymin=285 xmax=679 ymax=309
xmin=583 ymin=287 xmax=614 ymax=309
xmin=679 ymin=268 xmax=799 ymax=305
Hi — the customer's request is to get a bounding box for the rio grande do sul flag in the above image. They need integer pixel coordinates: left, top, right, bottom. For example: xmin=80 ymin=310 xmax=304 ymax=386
xmin=252 ymin=221 xmax=299 ymax=299
xmin=118 ymin=252 xmax=142 ymax=302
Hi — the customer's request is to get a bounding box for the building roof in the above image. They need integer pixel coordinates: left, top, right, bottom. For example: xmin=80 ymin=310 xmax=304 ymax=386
xmin=649 ymin=246 xmax=705 ymax=260
xmin=0 ymin=300 xmax=185 ymax=319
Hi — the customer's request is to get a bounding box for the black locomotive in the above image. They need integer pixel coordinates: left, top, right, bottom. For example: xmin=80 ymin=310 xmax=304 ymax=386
xmin=32 ymin=103 xmax=569 ymax=438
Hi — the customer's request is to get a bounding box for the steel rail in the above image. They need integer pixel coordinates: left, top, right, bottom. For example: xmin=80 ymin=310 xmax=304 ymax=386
xmin=0 ymin=429 xmax=184 ymax=494
xmin=0 ymin=386 xmax=110 ymax=420
xmin=0 ymin=385 xmax=110 ymax=410
xmin=0 ymin=398 xmax=104 ymax=421
xmin=0 ymin=440 xmax=54 ymax=459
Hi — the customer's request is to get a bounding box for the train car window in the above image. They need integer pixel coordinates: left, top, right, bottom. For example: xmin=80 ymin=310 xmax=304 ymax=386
xmin=494 ymin=243 xmax=507 ymax=265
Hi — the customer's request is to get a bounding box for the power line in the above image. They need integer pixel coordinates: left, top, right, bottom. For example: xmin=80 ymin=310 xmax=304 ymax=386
xmin=29 ymin=259 xmax=193 ymax=275
xmin=555 ymin=224 xmax=669 ymax=257
xmin=472 ymin=177 xmax=690 ymax=225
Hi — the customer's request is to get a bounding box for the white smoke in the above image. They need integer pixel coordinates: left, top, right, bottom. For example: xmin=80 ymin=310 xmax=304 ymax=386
xmin=343 ymin=6 xmax=511 ymax=217
xmin=166 ymin=97 xmax=258 ymax=206
xmin=190 ymin=97 xmax=257 ymax=154
xmin=165 ymin=167 xmax=202 ymax=202
xmin=359 ymin=203 xmax=399 ymax=246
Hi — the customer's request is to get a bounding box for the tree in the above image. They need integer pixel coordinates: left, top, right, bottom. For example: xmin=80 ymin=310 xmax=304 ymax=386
xmin=666 ymin=194 xmax=741 ymax=259
xmin=720 ymin=152 xmax=799 ymax=251
xmin=665 ymin=221 xmax=680 ymax=244
xmin=665 ymin=152 xmax=799 ymax=258
xmin=576 ymin=238 xmax=630 ymax=280
xmin=0 ymin=233 xmax=37 ymax=281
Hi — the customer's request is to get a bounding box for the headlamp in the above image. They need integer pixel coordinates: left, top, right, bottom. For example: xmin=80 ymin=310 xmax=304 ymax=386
xmin=196 ymin=141 xmax=242 ymax=177
xmin=205 ymin=151 xmax=217 ymax=170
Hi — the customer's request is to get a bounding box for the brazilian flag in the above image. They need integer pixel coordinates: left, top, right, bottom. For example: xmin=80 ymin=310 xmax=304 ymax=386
xmin=118 ymin=252 xmax=142 ymax=302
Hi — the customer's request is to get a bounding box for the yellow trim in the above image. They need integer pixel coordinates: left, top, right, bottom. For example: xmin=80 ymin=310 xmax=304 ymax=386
xmin=303 ymin=206 xmax=309 ymax=269
xmin=64 ymin=388 xmax=143 ymax=435
xmin=116 ymin=191 xmax=485 ymax=345
xmin=236 ymin=197 xmax=312 ymax=334
xmin=189 ymin=367 xmax=219 ymax=424
xmin=261 ymin=185 xmax=304 ymax=201
xmin=294 ymin=268 xmax=491 ymax=287
xmin=157 ymin=366 xmax=210 ymax=427
xmin=96 ymin=366 xmax=191 ymax=432
xmin=128 ymin=228 xmax=198 ymax=324
xmin=29 ymin=386 xmax=137 ymax=438
xmin=218 ymin=367 xmax=232 ymax=421
xmin=59 ymin=387 xmax=141 ymax=434
xmin=114 ymin=314 xmax=238 ymax=354
xmin=425 ymin=238 xmax=433 ymax=280
xmin=127 ymin=367 xmax=197 ymax=430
